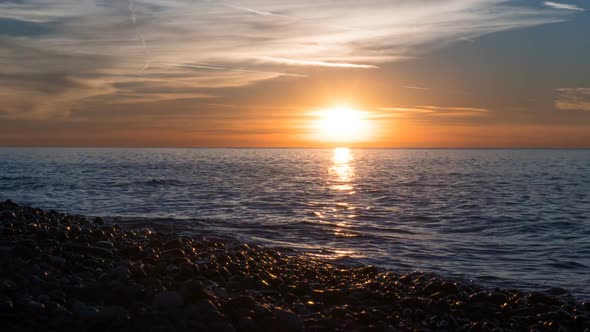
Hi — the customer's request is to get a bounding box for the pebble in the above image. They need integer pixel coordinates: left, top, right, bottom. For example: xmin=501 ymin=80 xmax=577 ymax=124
xmin=49 ymin=255 xmax=66 ymax=267
xmin=84 ymin=246 xmax=113 ymax=258
xmin=72 ymin=301 xmax=100 ymax=320
xmin=110 ymin=266 xmax=130 ymax=280
xmin=274 ymin=308 xmax=305 ymax=332
xmin=0 ymin=200 xmax=588 ymax=332
xmin=153 ymin=291 xmax=184 ymax=308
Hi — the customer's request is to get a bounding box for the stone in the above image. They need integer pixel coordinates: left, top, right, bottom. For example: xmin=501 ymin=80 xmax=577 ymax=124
xmin=163 ymin=238 xmax=183 ymax=250
xmin=161 ymin=248 xmax=186 ymax=258
xmin=528 ymin=292 xmax=560 ymax=306
xmin=49 ymin=255 xmax=66 ymax=267
xmin=153 ymin=291 xmax=184 ymax=309
xmin=99 ymin=305 xmax=129 ymax=324
xmin=0 ymin=297 xmax=15 ymax=311
xmin=85 ymin=246 xmax=113 ymax=259
xmin=95 ymin=241 xmax=114 ymax=249
xmin=72 ymin=301 xmax=100 ymax=320
xmin=191 ymin=299 xmax=225 ymax=321
xmin=274 ymin=309 xmax=305 ymax=332
xmin=237 ymin=316 xmax=258 ymax=332
xmin=0 ymin=210 xmax=16 ymax=221
xmin=110 ymin=266 xmax=130 ymax=280
xmin=259 ymin=309 xmax=304 ymax=332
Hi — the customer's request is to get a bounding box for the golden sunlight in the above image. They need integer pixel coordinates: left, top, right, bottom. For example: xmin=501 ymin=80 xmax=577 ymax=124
xmin=330 ymin=147 xmax=354 ymax=191
xmin=311 ymin=106 xmax=374 ymax=143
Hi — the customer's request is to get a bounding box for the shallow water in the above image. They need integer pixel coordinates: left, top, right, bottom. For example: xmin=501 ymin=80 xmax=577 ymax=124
xmin=1 ymin=148 xmax=589 ymax=296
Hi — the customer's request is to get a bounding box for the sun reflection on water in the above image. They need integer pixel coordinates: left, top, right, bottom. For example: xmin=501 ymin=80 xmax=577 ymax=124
xmin=330 ymin=148 xmax=355 ymax=192
xmin=303 ymin=148 xmax=363 ymax=261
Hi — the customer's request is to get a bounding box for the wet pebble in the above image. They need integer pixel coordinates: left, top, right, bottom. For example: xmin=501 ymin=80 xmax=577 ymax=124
xmin=153 ymin=291 xmax=184 ymax=309
xmin=1 ymin=200 xmax=588 ymax=332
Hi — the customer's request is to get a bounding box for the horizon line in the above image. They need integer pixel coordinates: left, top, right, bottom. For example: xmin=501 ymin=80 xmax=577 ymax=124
xmin=1 ymin=146 xmax=589 ymax=150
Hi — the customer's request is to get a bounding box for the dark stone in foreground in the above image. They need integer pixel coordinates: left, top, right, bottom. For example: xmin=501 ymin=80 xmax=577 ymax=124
xmin=1 ymin=199 xmax=589 ymax=332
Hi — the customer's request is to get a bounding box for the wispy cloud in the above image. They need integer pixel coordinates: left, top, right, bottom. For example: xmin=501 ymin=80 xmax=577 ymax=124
xmin=544 ymin=2 xmax=585 ymax=11
xmin=420 ymin=106 xmax=489 ymax=113
xmin=377 ymin=106 xmax=489 ymax=117
xmin=0 ymin=0 xmax=579 ymax=119
xmin=259 ymin=57 xmax=378 ymax=69
xmin=223 ymin=4 xmax=276 ymax=17
xmin=401 ymin=86 xmax=430 ymax=91
xmin=170 ymin=63 xmax=307 ymax=78
xmin=555 ymin=88 xmax=590 ymax=111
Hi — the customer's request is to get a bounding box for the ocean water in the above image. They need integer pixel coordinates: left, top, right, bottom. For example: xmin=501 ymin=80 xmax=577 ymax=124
xmin=1 ymin=148 xmax=589 ymax=297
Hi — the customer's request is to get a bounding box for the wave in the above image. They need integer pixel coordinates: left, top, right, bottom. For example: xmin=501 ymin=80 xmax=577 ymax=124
xmin=141 ymin=178 xmax=184 ymax=186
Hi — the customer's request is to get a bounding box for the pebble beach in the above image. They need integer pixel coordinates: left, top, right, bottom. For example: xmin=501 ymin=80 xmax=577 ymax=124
xmin=1 ymin=199 xmax=589 ymax=332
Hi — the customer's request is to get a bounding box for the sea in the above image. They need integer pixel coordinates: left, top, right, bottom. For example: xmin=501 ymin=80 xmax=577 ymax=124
xmin=1 ymin=148 xmax=589 ymax=297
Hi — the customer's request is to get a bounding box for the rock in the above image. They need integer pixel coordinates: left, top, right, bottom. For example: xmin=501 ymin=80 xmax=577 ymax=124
xmin=69 ymin=285 xmax=103 ymax=302
xmin=163 ymin=238 xmax=183 ymax=250
xmin=120 ymin=244 xmax=142 ymax=257
xmin=54 ymin=231 xmax=68 ymax=242
xmin=237 ymin=316 xmax=258 ymax=332
xmin=24 ymin=300 xmax=46 ymax=313
xmin=72 ymin=301 xmax=100 ymax=320
xmin=49 ymin=255 xmax=66 ymax=267
xmin=153 ymin=291 xmax=184 ymax=309
xmin=207 ymin=322 xmax=236 ymax=332
xmin=2 ymin=227 xmax=15 ymax=236
xmin=468 ymin=292 xmax=508 ymax=305
xmin=0 ymin=210 xmax=16 ymax=221
xmin=259 ymin=309 xmax=304 ymax=332
xmin=0 ymin=297 xmax=14 ymax=311
xmin=528 ymin=292 xmax=560 ymax=306
xmin=95 ymin=241 xmax=114 ymax=249
xmin=190 ymin=299 xmax=225 ymax=321
xmin=275 ymin=309 xmax=305 ymax=331
xmin=110 ymin=266 xmax=130 ymax=280
xmin=0 ymin=245 xmax=15 ymax=256
xmin=69 ymin=224 xmax=82 ymax=236
xmin=2 ymin=202 xmax=590 ymax=332
xmin=99 ymin=305 xmax=129 ymax=324
xmin=85 ymin=246 xmax=113 ymax=259
xmin=224 ymin=296 xmax=257 ymax=311
xmin=161 ymin=248 xmax=186 ymax=258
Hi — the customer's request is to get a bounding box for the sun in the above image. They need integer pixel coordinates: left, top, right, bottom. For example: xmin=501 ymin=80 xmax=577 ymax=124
xmin=311 ymin=106 xmax=373 ymax=143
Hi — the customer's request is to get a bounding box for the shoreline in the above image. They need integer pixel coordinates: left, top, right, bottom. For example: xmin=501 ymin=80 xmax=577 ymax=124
xmin=1 ymin=199 xmax=589 ymax=331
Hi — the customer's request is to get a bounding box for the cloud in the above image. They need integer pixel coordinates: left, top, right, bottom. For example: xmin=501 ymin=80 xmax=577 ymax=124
xmin=0 ymin=0 xmax=580 ymax=119
xmin=258 ymin=57 xmax=378 ymax=69
xmin=0 ymin=18 xmax=51 ymax=36
xmin=223 ymin=4 xmax=276 ymax=17
xmin=401 ymin=85 xmax=430 ymax=91
xmin=377 ymin=105 xmax=489 ymax=117
xmin=544 ymin=2 xmax=585 ymax=11
xmin=169 ymin=63 xmax=307 ymax=77
xmin=555 ymin=88 xmax=590 ymax=111
xmin=420 ymin=106 xmax=489 ymax=113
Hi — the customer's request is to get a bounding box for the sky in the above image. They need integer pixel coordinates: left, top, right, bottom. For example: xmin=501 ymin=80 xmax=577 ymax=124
xmin=0 ymin=0 xmax=589 ymax=147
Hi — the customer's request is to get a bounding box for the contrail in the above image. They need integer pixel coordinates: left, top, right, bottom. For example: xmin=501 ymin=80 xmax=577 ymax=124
xmin=128 ymin=0 xmax=137 ymax=24
xmin=222 ymin=2 xmax=361 ymax=32
xmin=127 ymin=0 xmax=150 ymax=70
xmin=139 ymin=35 xmax=151 ymax=70
xmin=169 ymin=63 xmax=308 ymax=77
xmin=401 ymin=85 xmax=430 ymax=91
xmin=223 ymin=4 xmax=276 ymax=17
xmin=260 ymin=57 xmax=378 ymax=69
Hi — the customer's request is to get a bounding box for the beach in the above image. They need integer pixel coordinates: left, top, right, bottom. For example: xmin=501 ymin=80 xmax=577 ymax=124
xmin=1 ymin=199 xmax=589 ymax=331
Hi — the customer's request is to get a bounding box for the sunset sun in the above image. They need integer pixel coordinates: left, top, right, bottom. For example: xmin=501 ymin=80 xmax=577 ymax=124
xmin=312 ymin=106 xmax=373 ymax=143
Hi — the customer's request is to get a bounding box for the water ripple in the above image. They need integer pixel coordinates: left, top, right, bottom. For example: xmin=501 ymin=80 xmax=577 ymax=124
xmin=0 ymin=148 xmax=589 ymax=297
